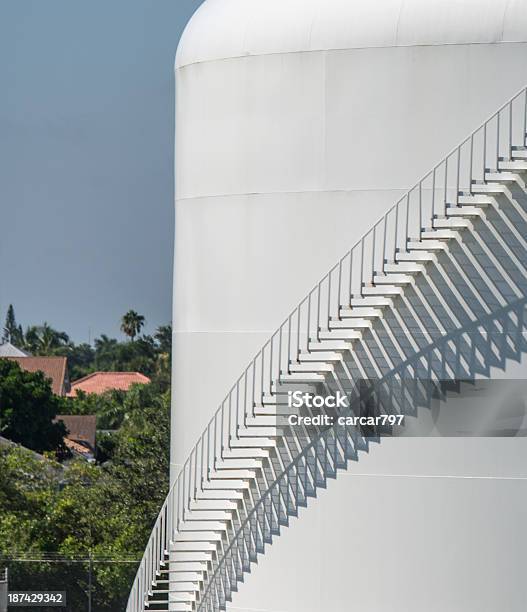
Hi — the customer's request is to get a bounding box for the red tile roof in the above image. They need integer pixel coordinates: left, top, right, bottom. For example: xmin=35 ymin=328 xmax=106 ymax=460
xmin=63 ymin=438 xmax=95 ymax=460
xmin=5 ymin=356 xmax=68 ymax=396
xmin=55 ymin=415 xmax=97 ymax=449
xmin=68 ymin=371 xmax=151 ymax=396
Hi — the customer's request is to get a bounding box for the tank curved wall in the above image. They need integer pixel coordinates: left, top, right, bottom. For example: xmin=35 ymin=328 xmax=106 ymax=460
xmin=173 ymin=1 xmax=527 ymax=610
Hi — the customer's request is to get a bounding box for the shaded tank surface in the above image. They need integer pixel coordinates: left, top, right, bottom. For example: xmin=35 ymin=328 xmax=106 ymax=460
xmin=173 ymin=1 xmax=527 ymax=610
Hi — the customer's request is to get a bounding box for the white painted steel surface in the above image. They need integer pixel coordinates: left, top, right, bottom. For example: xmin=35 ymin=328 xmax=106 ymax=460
xmin=172 ymin=1 xmax=527 ymax=610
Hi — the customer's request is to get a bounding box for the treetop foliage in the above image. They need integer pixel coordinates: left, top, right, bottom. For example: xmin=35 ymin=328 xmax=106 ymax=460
xmin=1 ymin=305 xmax=171 ymax=383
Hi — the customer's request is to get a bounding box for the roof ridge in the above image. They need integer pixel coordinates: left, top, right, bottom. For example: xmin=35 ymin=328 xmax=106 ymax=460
xmin=69 ymin=371 xmax=99 ymax=385
xmin=72 ymin=370 xmax=148 ymax=380
xmin=7 ymin=355 xmax=66 ymax=361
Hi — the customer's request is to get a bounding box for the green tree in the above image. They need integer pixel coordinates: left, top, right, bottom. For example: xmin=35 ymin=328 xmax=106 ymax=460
xmin=2 ymin=304 xmax=24 ymax=346
xmin=54 ymin=342 xmax=95 ymax=381
xmin=120 ymin=310 xmax=145 ymax=342
xmin=0 ymin=360 xmax=67 ymax=453
xmin=23 ymin=323 xmax=70 ymax=355
xmin=154 ymin=324 xmax=172 ymax=355
xmin=0 ymin=383 xmax=170 ymax=611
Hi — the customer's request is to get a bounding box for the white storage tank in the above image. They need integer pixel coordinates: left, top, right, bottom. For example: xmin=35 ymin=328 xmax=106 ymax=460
xmin=173 ymin=1 xmax=527 ymax=610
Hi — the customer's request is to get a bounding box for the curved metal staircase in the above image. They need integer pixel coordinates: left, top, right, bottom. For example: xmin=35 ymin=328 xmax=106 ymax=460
xmin=127 ymin=86 xmax=527 ymax=612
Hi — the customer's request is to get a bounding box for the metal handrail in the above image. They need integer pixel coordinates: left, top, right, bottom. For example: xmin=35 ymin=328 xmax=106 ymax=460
xmin=127 ymin=83 xmax=527 ymax=612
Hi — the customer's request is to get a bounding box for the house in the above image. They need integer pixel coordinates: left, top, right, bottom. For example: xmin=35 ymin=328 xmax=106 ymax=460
xmin=54 ymin=415 xmax=97 ymax=462
xmin=4 ymin=356 xmax=70 ymax=396
xmin=0 ymin=342 xmax=30 ymax=357
xmin=67 ymin=371 xmax=150 ymax=397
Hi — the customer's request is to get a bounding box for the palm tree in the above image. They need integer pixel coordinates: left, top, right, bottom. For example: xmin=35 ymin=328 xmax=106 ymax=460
xmin=23 ymin=323 xmax=70 ymax=355
xmin=94 ymin=334 xmax=118 ymax=353
xmin=94 ymin=334 xmax=119 ymax=370
xmin=154 ymin=324 xmax=172 ymax=354
xmin=120 ymin=310 xmax=145 ymax=342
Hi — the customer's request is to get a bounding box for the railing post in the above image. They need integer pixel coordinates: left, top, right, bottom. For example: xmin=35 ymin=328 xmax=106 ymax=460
xmin=359 ymin=239 xmax=365 ymax=289
xmin=523 ymin=89 xmax=527 ymax=145
xmin=496 ymin=113 xmax=500 ymax=170
xmin=316 ymin=282 xmax=321 ymax=341
xmin=444 ymin=156 xmax=448 ymax=211
xmin=405 ymin=194 xmax=410 ymax=246
xmin=482 ymin=123 xmax=487 ymax=183
xmin=371 ymin=225 xmax=377 ymax=280
xmin=431 ymin=168 xmax=436 ymax=215
xmin=348 ymin=250 xmax=353 ymax=302
xmin=307 ymin=292 xmax=312 ymax=349
xmin=287 ymin=315 xmax=292 ymax=373
xmin=382 ymin=215 xmax=388 ymax=269
xmin=296 ymin=307 xmax=301 ymax=361
xmin=394 ymin=201 xmax=399 ymax=259
xmin=456 ymin=148 xmax=461 ymax=206
xmin=337 ymin=260 xmax=343 ymax=317
xmin=418 ymin=182 xmax=422 ymax=235
xmin=469 ymin=136 xmax=474 ymax=194
xmin=327 ymin=274 xmax=332 ymax=328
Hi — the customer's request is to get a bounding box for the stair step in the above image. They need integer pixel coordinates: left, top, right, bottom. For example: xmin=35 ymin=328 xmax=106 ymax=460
xmin=209 ymin=469 xmax=256 ymax=480
xmin=157 ymin=562 xmax=207 ymax=574
xmin=244 ymin=416 xmax=279 ymax=427
xmin=222 ymin=447 xmax=270 ymax=459
xmin=315 ymin=329 xmax=363 ymax=340
xmin=406 ymin=240 xmax=448 ymax=251
xmin=372 ymin=273 xmax=414 ymax=285
xmin=361 ymin=285 xmax=403 ymax=296
xmin=215 ymin=457 xmax=263 ymax=469
xmin=445 ymin=205 xmax=484 ymax=217
xmin=383 ymin=262 xmax=425 ymax=274
xmin=152 ymin=580 xmax=199 ymax=601
xmin=511 ymin=148 xmax=527 ymax=159
xmin=199 ymin=488 xmax=243 ymax=502
xmin=484 ymin=171 xmax=520 ymax=183
xmin=164 ymin=551 xmax=213 ymax=563
xmin=203 ymin=476 xmax=249 ymax=490
xmin=457 ymin=194 xmax=493 ymax=206
xmin=328 ymin=317 xmax=372 ymax=329
xmin=176 ymin=531 xmax=222 ymax=542
xmin=419 ymin=229 xmax=458 ymax=240
xmin=278 ymin=371 xmax=327 ymax=383
xmin=432 ymin=217 xmax=472 ymax=229
xmin=144 ymin=605 xmax=191 ymax=612
xmin=349 ymin=296 xmax=394 ymax=307
xmin=152 ymin=587 xmax=197 ymax=596
xmin=229 ymin=437 xmax=277 ymax=449
xmin=169 ymin=586 xmax=199 ymax=595
xmin=339 ymin=305 xmax=383 ymax=318
xmin=288 ymin=362 xmax=335 ymax=373
xmin=236 ymin=426 xmax=280 ymax=439
xmin=146 ymin=607 xmax=191 ymax=612
xmin=172 ymin=542 xmax=218 ymax=554
xmin=179 ymin=521 xmax=227 ymax=532
xmin=307 ymin=339 xmax=354 ymax=352
xmin=395 ymin=251 xmax=437 ymax=262
xmin=470 ymin=182 xmax=507 ymax=194
xmin=298 ymin=350 xmax=343 ymax=362
xmin=253 ymin=405 xmax=283 ymax=416
xmin=154 ymin=572 xmax=202 ymax=583
xmin=179 ymin=511 xmax=233 ymax=524
xmin=260 ymin=394 xmax=290 ymax=406
xmin=498 ymin=159 xmax=527 ymax=171
xmin=189 ymin=499 xmax=238 ymax=511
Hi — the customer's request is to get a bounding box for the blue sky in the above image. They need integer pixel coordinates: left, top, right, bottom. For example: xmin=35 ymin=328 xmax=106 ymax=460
xmin=0 ymin=0 xmax=203 ymax=343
